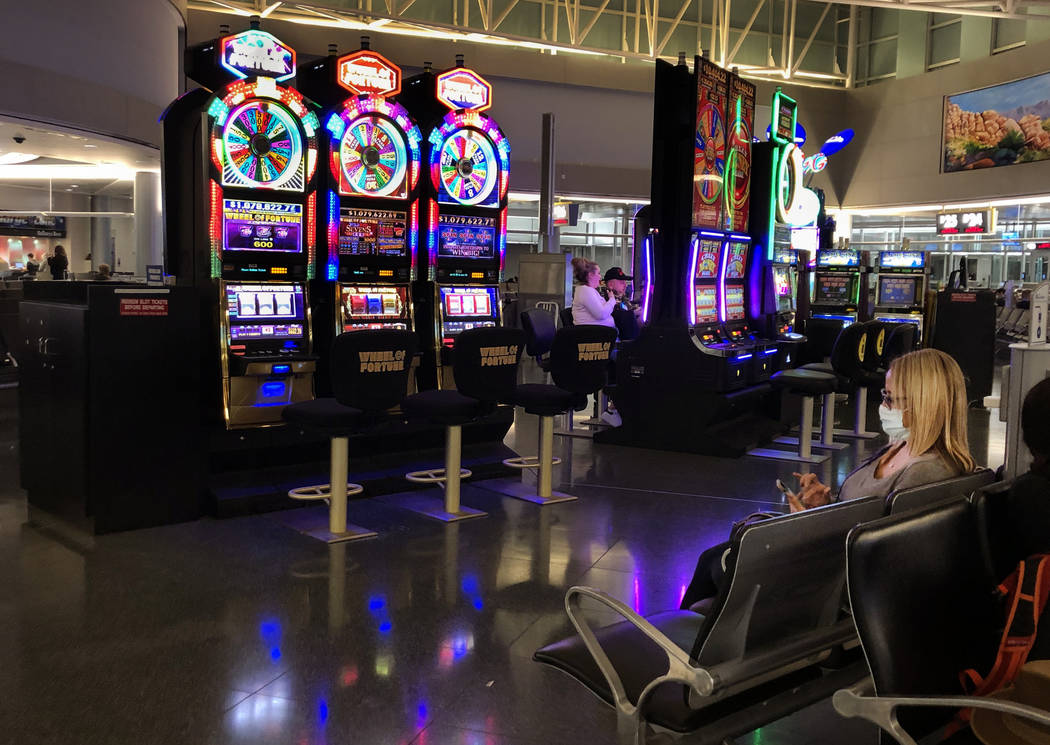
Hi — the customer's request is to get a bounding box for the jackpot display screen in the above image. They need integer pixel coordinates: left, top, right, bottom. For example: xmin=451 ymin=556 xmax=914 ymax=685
xmin=724 ymin=242 xmax=749 ymax=280
xmin=438 ymin=214 xmax=496 ymax=260
xmin=879 ymin=250 xmax=926 ymax=269
xmin=338 ymin=208 xmax=407 ymax=257
xmin=340 ymin=285 xmax=410 ymax=329
xmin=223 ymin=200 xmax=302 ymax=253
xmin=878 ymin=276 xmax=918 ymax=306
xmin=695 ymin=239 xmax=722 ymax=279
xmin=694 ymin=286 xmax=719 ymax=324
xmin=817 ymin=249 xmax=859 ymax=267
xmin=815 ymin=274 xmax=853 ymax=304
xmin=773 ymin=248 xmax=798 ymax=265
xmin=225 ymin=283 xmax=306 ymax=340
xmin=725 ymin=285 xmax=746 ymax=321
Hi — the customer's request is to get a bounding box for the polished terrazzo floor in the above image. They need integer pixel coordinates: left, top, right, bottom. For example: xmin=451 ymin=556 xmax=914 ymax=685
xmin=0 ymin=372 xmax=1006 ymax=745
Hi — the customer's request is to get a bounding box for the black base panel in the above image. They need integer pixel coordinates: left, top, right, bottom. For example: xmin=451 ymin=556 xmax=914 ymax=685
xmin=595 ymin=411 xmax=787 ymax=457
xmin=209 ymin=440 xmax=518 ymax=518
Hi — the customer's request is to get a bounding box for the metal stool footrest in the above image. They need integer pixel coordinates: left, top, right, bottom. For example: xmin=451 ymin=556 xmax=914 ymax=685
xmin=502 ymin=455 xmax=563 ymax=469
xmin=288 ymin=483 xmax=364 ymax=501
xmin=405 ymin=468 xmax=472 ymax=484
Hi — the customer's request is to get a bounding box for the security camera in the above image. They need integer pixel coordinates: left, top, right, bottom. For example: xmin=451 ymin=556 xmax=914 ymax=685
xmin=12 ymin=135 xmax=26 ymax=144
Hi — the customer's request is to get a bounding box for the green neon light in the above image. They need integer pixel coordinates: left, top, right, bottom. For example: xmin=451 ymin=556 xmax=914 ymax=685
xmin=723 ymin=93 xmax=742 ymax=228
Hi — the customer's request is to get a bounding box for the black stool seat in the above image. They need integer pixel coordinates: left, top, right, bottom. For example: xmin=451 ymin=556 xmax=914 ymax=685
xmin=770 ymin=368 xmax=837 ymax=396
xmin=282 ymin=398 xmax=363 ymax=433
xmin=800 ymin=361 xmax=853 ymax=392
xmin=402 ymin=389 xmax=487 ymax=425
xmin=514 ymin=382 xmax=586 ymax=416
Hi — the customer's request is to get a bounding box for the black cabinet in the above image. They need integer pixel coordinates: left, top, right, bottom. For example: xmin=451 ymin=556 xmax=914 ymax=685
xmin=19 ymin=284 xmax=201 ymax=533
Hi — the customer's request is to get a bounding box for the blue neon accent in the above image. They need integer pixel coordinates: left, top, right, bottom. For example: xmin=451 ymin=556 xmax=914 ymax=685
xmin=698 ymin=230 xmax=725 ymax=239
xmin=729 ymin=233 xmax=751 ymax=242
xmin=762 ymin=348 xmax=778 ymax=356
xmin=272 ymin=364 xmax=291 ymax=374
xmin=717 ymin=240 xmax=730 ymax=322
xmin=261 ymin=381 xmax=287 ymax=397
xmin=283 ymin=340 xmax=297 ymax=349
xmin=270 ymin=647 xmax=281 ymax=660
xmin=736 ymin=353 xmax=753 ymax=361
xmin=368 ymin=597 xmax=385 ymax=611
xmin=379 ymin=621 xmax=392 ymax=633
xmin=686 ymin=235 xmax=699 ymax=325
xmin=318 ymin=699 xmax=329 ymax=724
xmin=641 ymin=236 xmax=654 ymax=323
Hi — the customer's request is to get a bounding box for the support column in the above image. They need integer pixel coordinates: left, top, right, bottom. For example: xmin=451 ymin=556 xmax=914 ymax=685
xmin=134 ymin=171 xmax=163 ymax=278
xmin=539 ymin=112 xmax=559 ymax=254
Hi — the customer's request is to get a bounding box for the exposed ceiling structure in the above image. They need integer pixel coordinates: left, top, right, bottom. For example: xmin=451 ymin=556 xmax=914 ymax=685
xmin=189 ymin=0 xmax=1050 ymax=89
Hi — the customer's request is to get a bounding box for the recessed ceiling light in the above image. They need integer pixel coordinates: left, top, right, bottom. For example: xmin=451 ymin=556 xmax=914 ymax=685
xmin=0 ymin=152 xmax=38 ymax=165
xmin=70 ymin=184 xmax=79 ymax=188
xmin=84 ymin=144 xmax=98 ymax=149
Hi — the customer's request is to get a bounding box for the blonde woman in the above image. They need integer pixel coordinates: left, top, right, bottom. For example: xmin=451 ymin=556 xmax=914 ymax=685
xmin=787 ymin=348 xmax=977 ymax=509
xmin=682 ymin=348 xmax=978 ymax=607
xmin=570 ymin=257 xmax=617 ymax=329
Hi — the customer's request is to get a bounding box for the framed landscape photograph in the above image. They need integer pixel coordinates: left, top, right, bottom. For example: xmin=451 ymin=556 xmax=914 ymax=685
xmin=943 ymin=70 xmax=1050 ymax=173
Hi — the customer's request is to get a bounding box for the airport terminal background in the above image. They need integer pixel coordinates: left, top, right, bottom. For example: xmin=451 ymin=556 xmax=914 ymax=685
xmin=1 ymin=1 xmax=1050 ymax=743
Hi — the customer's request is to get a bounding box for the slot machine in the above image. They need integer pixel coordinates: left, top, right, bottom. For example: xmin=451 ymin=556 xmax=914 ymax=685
xmin=163 ymin=21 xmax=321 ymax=429
xmin=686 ymin=232 xmax=752 ymax=390
xmin=718 ymin=235 xmax=778 ymax=380
xmin=296 ymin=39 xmax=423 ymax=393
xmin=810 ymin=246 xmax=864 ymax=327
xmin=400 ymin=58 xmax=510 ymax=389
xmin=873 ymin=249 xmax=928 ymax=342
xmin=770 ymin=247 xmax=811 ymax=337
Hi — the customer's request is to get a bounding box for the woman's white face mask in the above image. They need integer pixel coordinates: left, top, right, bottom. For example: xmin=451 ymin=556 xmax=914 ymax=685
xmin=879 ymin=404 xmax=909 ymax=443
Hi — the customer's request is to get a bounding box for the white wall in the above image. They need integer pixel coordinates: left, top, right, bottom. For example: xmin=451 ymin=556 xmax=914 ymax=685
xmin=0 ymin=0 xmax=184 ymax=147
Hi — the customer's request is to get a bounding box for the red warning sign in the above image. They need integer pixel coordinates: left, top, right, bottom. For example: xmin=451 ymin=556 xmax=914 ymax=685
xmin=119 ymin=297 xmax=169 ymax=316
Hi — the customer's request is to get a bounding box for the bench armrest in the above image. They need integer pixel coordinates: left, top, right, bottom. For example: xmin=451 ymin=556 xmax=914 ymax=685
xmin=833 ymin=686 xmax=1050 ymax=745
xmin=564 ymin=586 xmax=703 ymax=708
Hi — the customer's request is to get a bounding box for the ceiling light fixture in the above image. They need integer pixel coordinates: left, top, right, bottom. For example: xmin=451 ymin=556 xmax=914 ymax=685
xmin=0 ymin=152 xmax=39 ymax=165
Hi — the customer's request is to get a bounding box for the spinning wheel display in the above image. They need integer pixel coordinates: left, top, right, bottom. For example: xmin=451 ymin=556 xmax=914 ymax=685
xmin=221 ymin=99 xmax=304 ymax=190
xmin=437 ymin=129 xmax=498 ymax=207
xmin=694 ymin=102 xmax=726 ymax=205
xmin=340 ymin=114 xmax=409 ymax=197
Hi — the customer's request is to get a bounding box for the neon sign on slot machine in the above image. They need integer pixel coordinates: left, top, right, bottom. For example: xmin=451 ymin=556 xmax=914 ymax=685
xmin=163 ymin=21 xmax=321 ymax=429
xmin=400 ymin=58 xmax=510 ymax=388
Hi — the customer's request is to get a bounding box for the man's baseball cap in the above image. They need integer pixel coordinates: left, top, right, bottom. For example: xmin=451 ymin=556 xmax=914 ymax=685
xmin=604 ymin=267 xmax=633 ymax=282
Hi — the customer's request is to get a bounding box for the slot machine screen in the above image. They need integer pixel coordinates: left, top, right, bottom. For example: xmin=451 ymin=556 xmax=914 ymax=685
xmin=225 ymin=283 xmax=306 ymax=340
xmin=724 ymin=242 xmax=749 ymax=280
xmin=878 ymin=276 xmax=919 ymax=306
xmin=773 ymin=248 xmax=798 ymax=265
xmin=694 ymin=286 xmax=718 ymax=324
xmin=878 ymin=250 xmax=926 ymax=269
xmin=815 ymin=274 xmax=853 ymax=305
xmin=695 ymin=239 xmax=722 ymax=279
xmin=339 ymin=285 xmax=410 ymax=330
xmin=223 ymin=200 xmax=303 ymax=253
xmin=438 ymin=215 xmax=496 ymax=260
xmin=816 ymin=248 xmax=859 ymax=267
xmin=338 ymin=208 xmax=408 ymax=257
xmin=773 ymin=266 xmax=794 ymax=312
xmin=439 ymin=286 xmax=499 ymax=343
xmin=725 ymin=285 xmax=746 ymax=321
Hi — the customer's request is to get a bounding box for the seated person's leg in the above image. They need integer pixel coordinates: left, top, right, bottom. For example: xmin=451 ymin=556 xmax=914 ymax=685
xmin=681 ymin=540 xmax=730 ymax=609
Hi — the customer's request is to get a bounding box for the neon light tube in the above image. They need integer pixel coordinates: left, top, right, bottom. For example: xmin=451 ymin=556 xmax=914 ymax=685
xmin=718 ymin=240 xmax=730 ymax=322
xmin=698 ymin=230 xmax=725 ymax=239
xmin=736 ymin=353 xmax=753 ymax=361
xmin=641 ymin=236 xmax=654 ymax=324
xmin=686 ymin=235 xmax=699 ymax=325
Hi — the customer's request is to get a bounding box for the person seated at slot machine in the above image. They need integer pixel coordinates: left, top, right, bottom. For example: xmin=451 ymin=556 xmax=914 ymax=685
xmin=680 ymin=349 xmax=978 ymax=609
xmin=571 ymin=257 xmax=617 ymax=329
xmin=601 ymin=266 xmax=642 ymax=341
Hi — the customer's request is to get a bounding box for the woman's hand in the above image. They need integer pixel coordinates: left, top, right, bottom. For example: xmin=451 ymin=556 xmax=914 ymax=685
xmin=791 ymin=472 xmax=833 ymax=510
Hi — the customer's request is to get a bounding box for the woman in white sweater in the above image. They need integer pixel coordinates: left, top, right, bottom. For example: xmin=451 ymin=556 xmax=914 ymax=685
xmin=569 ymin=257 xmax=620 ymax=425
xmin=570 ymin=257 xmax=617 ymax=329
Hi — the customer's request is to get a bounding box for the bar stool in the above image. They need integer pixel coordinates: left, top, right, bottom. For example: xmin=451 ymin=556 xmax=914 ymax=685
xmin=777 ymin=322 xmax=871 ymax=450
xmin=282 ymin=330 xmax=417 ymax=543
xmin=490 ymin=325 xmax=618 ymax=505
xmin=393 ymin=327 xmax=524 ymax=522
xmin=748 ymin=368 xmax=838 ymax=464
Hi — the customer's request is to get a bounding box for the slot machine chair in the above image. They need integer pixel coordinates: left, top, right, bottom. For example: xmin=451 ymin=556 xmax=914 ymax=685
xmin=397 ymin=327 xmax=524 ymax=522
xmin=492 ymin=325 xmax=618 ymax=505
xmin=560 ymin=307 xmax=575 ymax=328
xmin=282 ymin=330 xmax=418 ymax=543
xmin=520 ymin=307 xmax=557 ymax=373
xmin=884 ymin=323 xmax=916 ymax=362
xmin=747 ymin=367 xmax=838 ymax=464
xmin=791 ymin=322 xmax=878 ymax=448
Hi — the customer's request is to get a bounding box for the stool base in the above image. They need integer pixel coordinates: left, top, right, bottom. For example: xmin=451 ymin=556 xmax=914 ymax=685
xmin=772 ymin=435 xmax=850 ymax=451
xmin=481 ymin=477 xmax=578 ymax=505
xmin=383 ymin=492 xmax=487 ymax=523
xmin=832 ymin=428 xmax=880 ymax=440
xmin=288 ymin=483 xmax=364 ymax=500
xmin=747 ymin=447 xmax=831 ymax=465
xmin=279 ymin=508 xmax=377 ymax=544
